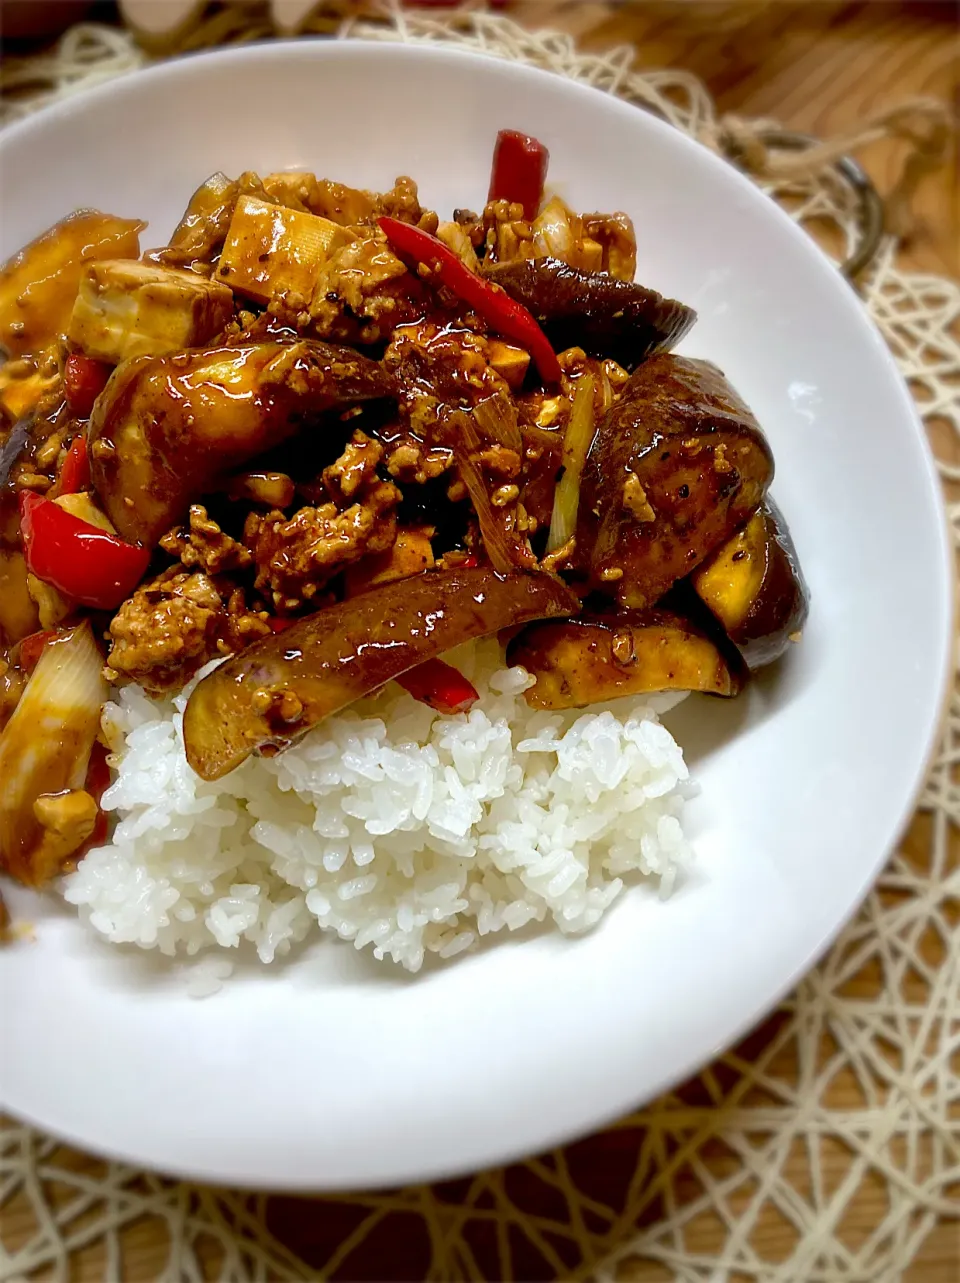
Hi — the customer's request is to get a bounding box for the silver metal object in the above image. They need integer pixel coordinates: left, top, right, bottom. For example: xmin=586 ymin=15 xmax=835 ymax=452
xmin=747 ymin=128 xmax=886 ymax=282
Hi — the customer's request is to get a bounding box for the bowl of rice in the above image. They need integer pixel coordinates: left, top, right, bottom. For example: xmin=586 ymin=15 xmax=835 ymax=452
xmin=0 ymin=40 xmax=950 ymax=1189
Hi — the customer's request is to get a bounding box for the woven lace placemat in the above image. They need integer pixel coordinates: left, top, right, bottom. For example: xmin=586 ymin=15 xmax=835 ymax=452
xmin=1 ymin=8 xmax=958 ymax=1281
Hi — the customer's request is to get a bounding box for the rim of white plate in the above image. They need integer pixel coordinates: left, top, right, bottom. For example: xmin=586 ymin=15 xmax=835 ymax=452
xmin=0 ymin=39 xmax=953 ymax=1189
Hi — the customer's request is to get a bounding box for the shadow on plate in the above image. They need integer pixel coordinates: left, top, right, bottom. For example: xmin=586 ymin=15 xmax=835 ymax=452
xmin=61 ymin=853 xmax=697 ymax=1000
xmin=662 ymin=644 xmax=807 ymax=769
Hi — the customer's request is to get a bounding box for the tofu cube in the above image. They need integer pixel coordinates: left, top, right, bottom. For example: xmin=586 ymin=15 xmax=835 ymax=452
xmin=68 ymin=260 xmax=233 ymax=363
xmin=486 ymin=339 xmax=531 ymax=390
xmin=215 ymin=196 xmax=353 ymax=305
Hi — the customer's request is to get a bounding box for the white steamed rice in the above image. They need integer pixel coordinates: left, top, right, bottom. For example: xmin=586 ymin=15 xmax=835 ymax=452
xmin=63 ymin=641 xmax=693 ymax=974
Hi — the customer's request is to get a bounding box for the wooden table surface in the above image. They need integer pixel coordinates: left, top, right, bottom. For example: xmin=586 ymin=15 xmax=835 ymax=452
xmin=536 ymin=10 xmax=957 ymax=1281
xmin=520 ymin=0 xmax=959 ymax=280
xmin=538 ymin=8 xmax=959 ymax=1282
xmin=2 ymin=3 xmax=958 ymax=1280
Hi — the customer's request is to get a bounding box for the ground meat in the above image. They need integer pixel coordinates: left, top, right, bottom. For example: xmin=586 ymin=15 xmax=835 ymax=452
xmin=217 ymin=586 xmax=272 ymax=654
xmin=245 ymin=494 xmax=396 ymax=611
xmin=264 ymin=173 xmax=429 ymax=230
xmin=104 ymin=570 xmax=270 ymax=695
xmin=105 ymin=570 xmax=225 ymax=694
xmin=159 ymin=504 xmax=252 ymax=575
xmin=478 ymin=445 xmax=521 ymax=480
xmin=482 ymin=199 xmax=535 ymax=265
xmin=518 ymin=423 xmax=563 ymax=531
xmin=386 ymin=440 xmax=454 ymax=485
xmin=245 ymin=482 xmax=401 ymax=612
xmin=384 ymin=322 xmax=512 ymax=439
xmin=321 ymin=430 xmax=383 ymax=503
xmin=309 ymin=230 xmax=426 ymax=345
xmin=515 ymin=349 xmax=629 ymax=439
xmin=263 ymin=175 xmax=381 ymax=226
xmin=378 ymin=176 xmax=424 ymax=226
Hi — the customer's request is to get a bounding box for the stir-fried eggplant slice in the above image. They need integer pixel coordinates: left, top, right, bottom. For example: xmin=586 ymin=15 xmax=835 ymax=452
xmin=89 ymin=340 xmax=396 ymax=546
xmin=483 ymin=257 xmax=695 ymax=371
xmin=580 ymin=354 xmax=773 ymax=610
xmin=507 ymin=609 xmax=746 ymax=710
xmin=691 ymin=499 xmax=809 ymax=668
xmin=0 ymin=211 xmax=144 ymax=361
xmin=156 ymin=171 xmax=251 ymax=269
xmin=184 ymin=566 xmax=579 ymax=781
xmin=0 ymin=415 xmax=33 ymax=493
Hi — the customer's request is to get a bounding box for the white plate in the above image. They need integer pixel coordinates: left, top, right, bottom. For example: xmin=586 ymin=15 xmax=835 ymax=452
xmin=0 ymin=41 xmax=951 ymax=1190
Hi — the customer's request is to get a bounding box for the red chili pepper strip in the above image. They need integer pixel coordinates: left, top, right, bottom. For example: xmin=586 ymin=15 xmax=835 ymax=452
xmin=378 ymin=216 xmax=562 ymax=385
xmin=57 ymin=434 xmax=90 ymax=495
xmin=396 ymin=658 xmax=479 ymax=714
xmin=19 ymin=492 xmax=150 ymax=611
xmin=17 ymin=628 xmax=59 ymax=673
xmin=267 ymin=617 xmax=298 ymax=634
xmin=64 ymin=352 xmax=112 ymax=419
xmin=488 ymin=129 xmax=549 ymax=221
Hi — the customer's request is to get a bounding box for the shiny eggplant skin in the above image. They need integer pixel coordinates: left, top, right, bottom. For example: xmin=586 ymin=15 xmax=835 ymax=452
xmin=484 ymin=257 xmax=695 ymax=370
xmin=690 ymin=498 xmax=809 ymax=668
xmin=183 ymin=567 xmax=579 ymax=781
xmin=507 ymin=608 xmax=746 ymax=710
xmin=89 ymin=340 xmax=395 ymax=547
xmin=580 ymin=354 xmax=774 ymax=609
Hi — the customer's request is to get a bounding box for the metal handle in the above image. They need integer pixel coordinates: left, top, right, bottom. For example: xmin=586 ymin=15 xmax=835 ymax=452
xmin=746 ymin=128 xmax=885 ymax=282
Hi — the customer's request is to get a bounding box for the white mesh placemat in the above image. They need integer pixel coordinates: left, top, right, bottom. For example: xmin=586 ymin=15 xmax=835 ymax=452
xmin=1 ymin=7 xmax=957 ymax=1281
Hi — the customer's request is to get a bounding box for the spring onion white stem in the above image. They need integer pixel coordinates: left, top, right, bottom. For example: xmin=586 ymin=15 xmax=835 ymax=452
xmin=0 ymin=621 xmax=107 ymax=885
xmin=547 ymin=374 xmax=595 ymax=554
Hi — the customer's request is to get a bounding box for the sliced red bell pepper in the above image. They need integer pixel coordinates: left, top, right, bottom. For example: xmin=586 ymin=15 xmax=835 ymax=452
xmin=64 ymin=352 xmax=112 ymax=419
xmin=396 ymin=658 xmax=479 ymax=714
xmin=378 ymin=216 xmax=561 ymax=385
xmin=57 ymin=434 xmax=90 ymax=495
xmin=488 ymin=129 xmax=549 ymax=221
xmin=19 ymin=492 xmax=150 ymax=611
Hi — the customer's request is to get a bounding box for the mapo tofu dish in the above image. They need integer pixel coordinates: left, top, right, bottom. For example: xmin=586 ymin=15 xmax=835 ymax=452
xmin=0 ymin=131 xmax=807 ymax=955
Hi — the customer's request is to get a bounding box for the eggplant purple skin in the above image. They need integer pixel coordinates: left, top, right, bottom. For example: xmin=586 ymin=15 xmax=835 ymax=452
xmin=483 ymin=257 xmax=696 ymax=371
xmin=183 ymin=566 xmax=579 ymax=781
xmin=89 ymin=339 xmax=396 ymax=547
xmin=691 ymin=498 xmax=810 ymax=669
xmin=0 ymin=415 xmax=31 ymax=491
xmin=579 ymin=353 xmax=775 ymax=610
xmin=507 ymin=606 xmax=748 ymax=710
xmin=750 ymin=498 xmax=810 ymax=665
